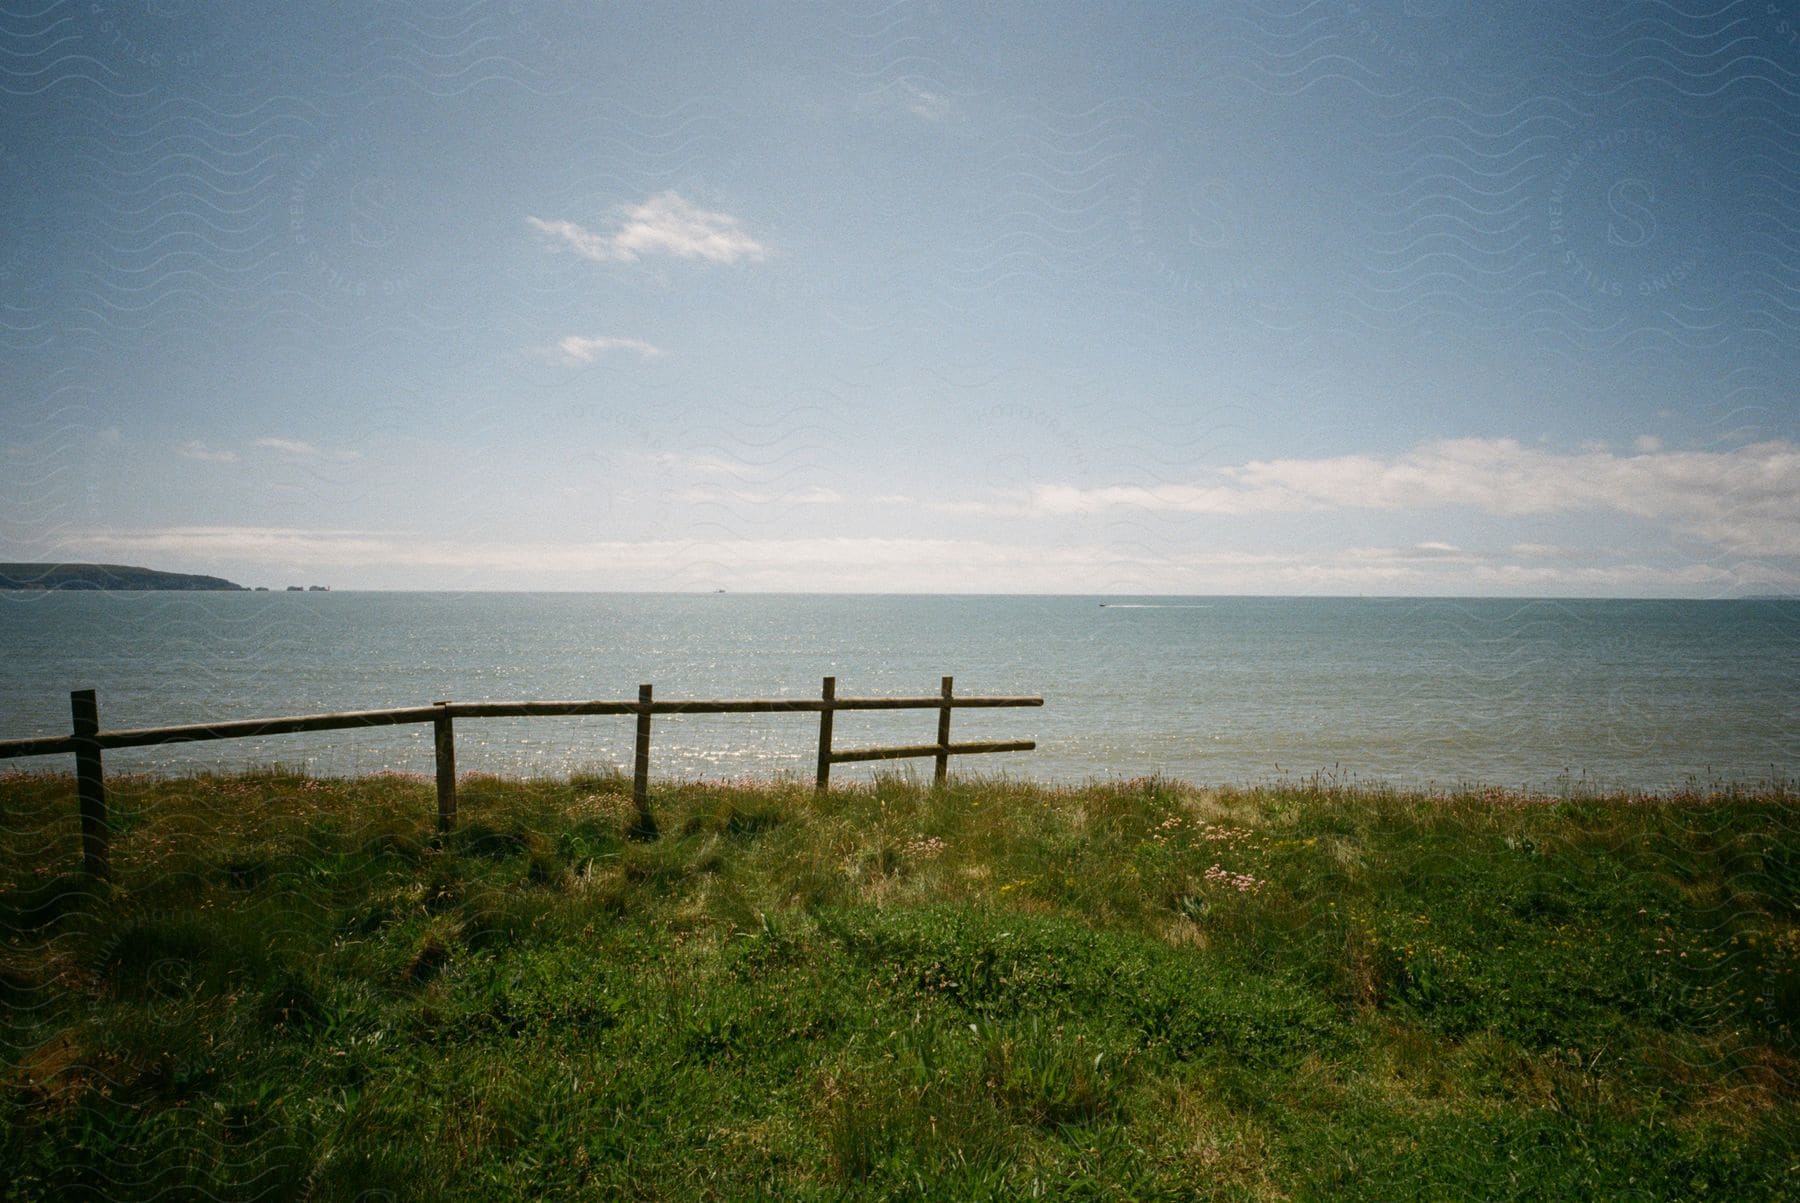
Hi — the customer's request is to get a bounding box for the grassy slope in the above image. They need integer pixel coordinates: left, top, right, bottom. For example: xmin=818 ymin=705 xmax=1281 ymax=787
xmin=0 ymin=563 xmax=246 ymax=590
xmin=1 ymin=769 xmax=1795 ymax=1200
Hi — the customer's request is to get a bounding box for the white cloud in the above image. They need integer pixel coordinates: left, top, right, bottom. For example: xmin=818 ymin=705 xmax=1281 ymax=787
xmin=680 ymin=485 xmax=847 ymax=506
xmin=1030 ymin=439 xmax=1800 ymax=555
xmin=56 ymin=526 xmax=1793 ymax=596
xmin=528 ymin=192 xmax=767 ymax=265
xmin=554 ymin=335 xmax=664 ymax=364
xmin=167 ymin=438 xmax=358 ymax=464
xmin=61 ymin=527 xmax=1094 ymax=590
xmin=178 ymin=441 xmax=238 ymax=464
xmin=901 ymin=82 xmax=954 ymax=121
xmin=634 ymin=451 xmax=788 ymax=477
xmin=255 ymin=438 xmax=359 ymax=462
xmin=1030 ymin=482 xmax=1254 ymax=514
xmin=64 ymin=526 xmax=393 ymax=562
xmin=256 ymin=437 xmax=319 ymax=456
xmin=1338 ymin=542 xmax=1474 ymax=563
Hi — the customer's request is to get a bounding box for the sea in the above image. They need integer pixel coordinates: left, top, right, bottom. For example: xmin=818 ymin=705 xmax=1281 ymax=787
xmin=1 ymin=592 xmax=1795 ymax=794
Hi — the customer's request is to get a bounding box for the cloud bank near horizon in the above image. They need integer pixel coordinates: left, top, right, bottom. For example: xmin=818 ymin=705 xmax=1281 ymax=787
xmin=1026 ymin=439 xmax=1800 ymax=557
xmin=51 ymin=525 xmax=1777 ymax=595
xmin=55 ymin=433 xmax=1799 ymax=596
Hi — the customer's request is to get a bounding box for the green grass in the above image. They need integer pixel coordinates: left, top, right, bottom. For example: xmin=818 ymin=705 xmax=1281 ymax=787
xmin=1 ymin=766 xmax=1795 ymax=1199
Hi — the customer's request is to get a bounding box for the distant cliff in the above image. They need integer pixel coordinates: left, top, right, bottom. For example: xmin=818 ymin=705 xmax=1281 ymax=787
xmin=0 ymin=563 xmax=248 ymax=591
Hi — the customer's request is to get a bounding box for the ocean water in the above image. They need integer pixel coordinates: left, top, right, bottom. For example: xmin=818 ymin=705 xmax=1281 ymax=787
xmin=0 ymin=592 xmax=1794 ymax=793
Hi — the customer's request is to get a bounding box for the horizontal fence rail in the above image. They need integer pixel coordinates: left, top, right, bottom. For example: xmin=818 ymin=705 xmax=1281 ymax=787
xmin=0 ymin=677 xmax=1041 ymax=878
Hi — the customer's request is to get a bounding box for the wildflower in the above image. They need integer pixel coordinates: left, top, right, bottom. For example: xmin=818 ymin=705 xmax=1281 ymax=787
xmin=1203 ymin=863 xmax=1265 ymax=894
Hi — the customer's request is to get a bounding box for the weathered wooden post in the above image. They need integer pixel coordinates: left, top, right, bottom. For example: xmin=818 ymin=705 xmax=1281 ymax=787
xmin=630 ymin=684 xmax=658 ymax=840
xmin=70 ymin=689 xmax=108 ymax=880
xmin=432 ymin=701 xmax=456 ymax=833
xmin=815 ymin=676 xmax=836 ymax=792
xmin=935 ymin=675 xmax=953 ymax=788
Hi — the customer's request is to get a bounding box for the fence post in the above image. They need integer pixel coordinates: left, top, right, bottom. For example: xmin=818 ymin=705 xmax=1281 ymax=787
xmin=815 ymin=676 xmax=835 ymax=792
xmin=630 ymin=684 xmax=658 ymax=840
xmin=433 ymin=701 xmax=456 ymax=834
xmin=70 ymin=689 xmax=108 ymax=880
xmin=935 ymin=675 xmax=953 ymax=788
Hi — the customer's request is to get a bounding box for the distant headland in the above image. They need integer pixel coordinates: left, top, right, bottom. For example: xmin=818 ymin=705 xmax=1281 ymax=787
xmin=0 ymin=563 xmax=248 ymax=591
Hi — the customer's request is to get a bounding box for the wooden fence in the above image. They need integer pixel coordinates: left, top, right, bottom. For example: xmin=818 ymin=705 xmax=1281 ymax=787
xmin=0 ymin=676 xmax=1041 ymax=878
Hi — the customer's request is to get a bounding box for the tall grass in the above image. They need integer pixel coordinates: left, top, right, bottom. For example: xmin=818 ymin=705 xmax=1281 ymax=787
xmin=1 ymin=767 xmax=1794 ymax=1199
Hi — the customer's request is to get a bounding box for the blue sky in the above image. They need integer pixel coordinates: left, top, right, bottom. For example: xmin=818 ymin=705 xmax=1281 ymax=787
xmin=2 ymin=0 xmax=1796 ymax=594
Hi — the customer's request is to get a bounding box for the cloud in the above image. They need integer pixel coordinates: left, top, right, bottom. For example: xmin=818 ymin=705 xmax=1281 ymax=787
xmin=61 ymin=527 xmax=1094 ymax=588
xmin=177 ymin=441 xmax=238 ymax=463
xmin=675 ymin=487 xmax=994 ymax=513
xmin=1030 ymin=482 xmax=1262 ymax=515
xmin=56 ymin=526 xmax=1792 ymax=596
xmin=554 ymin=335 xmax=664 ymax=364
xmin=1029 ymin=439 xmax=1800 ymax=556
xmin=900 ymin=81 xmax=955 ymax=121
xmin=255 ymin=438 xmax=360 ymax=462
xmin=171 ymin=438 xmax=358 ymax=465
xmin=680 ymin=485 xmax=847 ymax=506
xmin=256 ymin=437 xmax=319 ymax=456
xmin=634 ymin=451 xmax=789 ymax=477
xmin=64 ymin=526 xmax=393 ymax=562
xmin=528 ymin=192 xmax=767 ymax=265
xmin=1338 ymin=542 xmax=1474 ymax=563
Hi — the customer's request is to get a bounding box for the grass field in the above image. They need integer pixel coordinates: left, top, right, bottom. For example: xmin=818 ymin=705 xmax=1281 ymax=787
xmin=2 ymin=767 xmax=1795 ymax=1199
